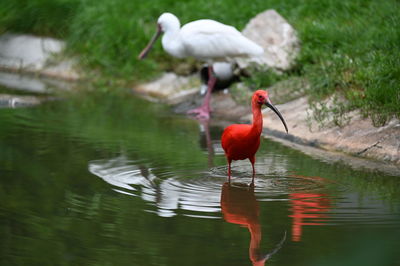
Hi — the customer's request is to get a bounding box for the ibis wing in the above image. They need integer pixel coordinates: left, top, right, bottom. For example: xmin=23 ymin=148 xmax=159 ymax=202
xmin=180 ymin=19 xmax=263 ymax=60
xmin=221 ymin=124 xmax=252 ymax=154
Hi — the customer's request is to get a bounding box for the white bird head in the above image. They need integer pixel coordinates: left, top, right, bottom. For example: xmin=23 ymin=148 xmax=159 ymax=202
xmin=157 ymin=13 xmax=180 ymax=33
xmin=138 ymin=12 xmax=180 ymax=60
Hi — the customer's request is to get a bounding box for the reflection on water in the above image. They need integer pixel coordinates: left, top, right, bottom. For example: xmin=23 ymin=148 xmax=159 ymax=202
xmin=289 ymin=193 xmax=331 ymax=242
xmin=88 ymin=153 xmax=336 ymax=245
xmin=198 ymin=119 xmax=215 ymax=168
xmin=2 ymin=92 xmax=400 ymax=265
xmin=89 ymin=155 xmax=223 ymax=218
xmin=89 ymin=156 xmax=156 ymax=191
xmin=221 ymin=182 xmax=286 ymax=266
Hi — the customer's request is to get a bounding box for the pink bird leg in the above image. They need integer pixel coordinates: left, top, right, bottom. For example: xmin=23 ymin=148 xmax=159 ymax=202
xmin=187 ymin=66 xmax=216 ymax=120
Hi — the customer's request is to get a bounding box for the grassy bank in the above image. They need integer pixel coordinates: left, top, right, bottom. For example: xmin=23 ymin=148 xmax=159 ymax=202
xmin=0 ymin=0 xmax=399 ymax=125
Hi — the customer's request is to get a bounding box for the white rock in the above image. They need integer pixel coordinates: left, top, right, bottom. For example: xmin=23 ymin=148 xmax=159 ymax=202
xmin=0 ymin=33 xmax=63 ymax=70
xmin=134 ymin=72 xmax=200 ymax=103
xmin=240 ymin=9 xmax=300 ymax=71
xmin=0 ymin=33 xmax=79 ymax=80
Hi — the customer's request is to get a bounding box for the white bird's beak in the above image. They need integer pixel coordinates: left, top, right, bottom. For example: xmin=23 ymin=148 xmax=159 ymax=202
xmin=138 ymin=24 xmax=162 ymax=60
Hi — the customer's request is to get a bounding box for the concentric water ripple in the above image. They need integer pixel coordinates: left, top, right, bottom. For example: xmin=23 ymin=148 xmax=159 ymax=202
xmin=89 ymin=156 xmax=345 ymax=220
xmin=89 ymin=156 xmax=400 ymax=227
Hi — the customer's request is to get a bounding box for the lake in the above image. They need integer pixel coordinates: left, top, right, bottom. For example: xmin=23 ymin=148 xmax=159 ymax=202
xmin=1 ymin=88 xmax=399 ymax=266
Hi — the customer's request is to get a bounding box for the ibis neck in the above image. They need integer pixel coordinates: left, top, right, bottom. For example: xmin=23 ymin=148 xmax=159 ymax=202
xmin=162 ymin=29 xmax=185 ymax=58
xmin=251 ymin=103 xmax=263 ymax=137
xmin=249 ymin=223 xmax=263 ymax=264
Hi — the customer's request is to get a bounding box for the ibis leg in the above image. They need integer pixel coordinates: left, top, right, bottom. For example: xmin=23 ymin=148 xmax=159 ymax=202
xmin=187 ymin=65 xmax=216 ymax=120
xmin=227 ymin=159 xmax=232 ymax=183
xmin=250 ymin=156 xmax=256 ymax=186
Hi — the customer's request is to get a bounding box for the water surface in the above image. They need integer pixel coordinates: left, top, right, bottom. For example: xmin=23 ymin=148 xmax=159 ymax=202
xmin=1 ymin=91 xmax=399 ymax=266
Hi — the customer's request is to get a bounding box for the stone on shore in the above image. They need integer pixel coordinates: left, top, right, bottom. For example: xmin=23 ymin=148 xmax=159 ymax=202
xmin=133 ymin=73 xmax=201 ymax=104
xmin=0 ymin=33 xmax=80 ymax=80
xmin=258 ymin=96 xmax=400 ymax=165
xmin=240 ymin=9 xmax=300 ymax=71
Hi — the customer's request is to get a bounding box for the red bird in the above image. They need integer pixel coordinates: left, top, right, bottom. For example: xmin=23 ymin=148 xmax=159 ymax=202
xmin=221 ymin=90 xmax=288 ymax=183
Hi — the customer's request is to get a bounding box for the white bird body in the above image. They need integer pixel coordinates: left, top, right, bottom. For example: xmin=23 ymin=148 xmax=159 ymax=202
xmin=139 ymin=12 xmax=263 ymax=119
xmin=158 ymin=13 xmax=264 ymax=62
xmin=212 ymin=62 xmax=234 ymax=81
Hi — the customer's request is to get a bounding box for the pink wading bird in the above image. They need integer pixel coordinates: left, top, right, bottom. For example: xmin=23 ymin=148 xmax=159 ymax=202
xmin=138 ymin=12 xmax=263 ymax=120
xmin=221 ymin=90 xmax=288 ymax=184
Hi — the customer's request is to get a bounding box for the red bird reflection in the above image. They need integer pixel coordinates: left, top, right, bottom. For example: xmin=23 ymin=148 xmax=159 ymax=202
xmin=289 ymin=193 xmax=331 ymax=242
xmin=220 ymin=182 xmax=286 ymax=266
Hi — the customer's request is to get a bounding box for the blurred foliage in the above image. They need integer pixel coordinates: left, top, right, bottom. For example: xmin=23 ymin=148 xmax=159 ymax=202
xmin=0 ymin=0 xmax=399 ymax=125
xmin=0 ymin=0 xmax=80 ymax=37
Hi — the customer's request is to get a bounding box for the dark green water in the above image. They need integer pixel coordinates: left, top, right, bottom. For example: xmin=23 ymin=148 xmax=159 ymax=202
xmin=1 ymin=92 xmax=399 ymax=266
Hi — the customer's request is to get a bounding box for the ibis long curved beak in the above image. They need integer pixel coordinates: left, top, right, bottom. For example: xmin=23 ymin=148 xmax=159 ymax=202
xmin=265 ymin=98 xmax=288 ymax=133
xmin=259 ymin=231 xmax=287 ymax=262
xmin=138 ymin=24 xmax=162 ymax=60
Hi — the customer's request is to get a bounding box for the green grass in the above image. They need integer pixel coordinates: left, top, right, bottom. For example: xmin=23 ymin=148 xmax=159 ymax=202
xmin=0 ymin=0 xmax=79 ymax=37
xmin=0 ymin=0 xmax=399 ymax=125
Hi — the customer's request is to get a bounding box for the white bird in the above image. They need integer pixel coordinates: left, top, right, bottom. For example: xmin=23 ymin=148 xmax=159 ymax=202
xmin=138 ymin=12 xmax=263 ymax=120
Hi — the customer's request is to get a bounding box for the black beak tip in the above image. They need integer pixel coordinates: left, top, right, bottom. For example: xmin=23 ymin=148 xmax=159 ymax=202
xmin=265 ymin=99 xmax=289 ymax=134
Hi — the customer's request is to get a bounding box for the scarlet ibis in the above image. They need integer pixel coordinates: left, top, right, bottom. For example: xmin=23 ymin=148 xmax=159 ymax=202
xmin=138 ymin=12 xmax=263 ymax=120
xmin=221 ymin=90 xmax=288 ymax=183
